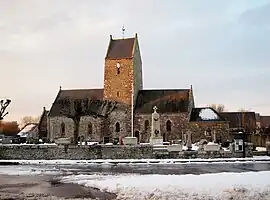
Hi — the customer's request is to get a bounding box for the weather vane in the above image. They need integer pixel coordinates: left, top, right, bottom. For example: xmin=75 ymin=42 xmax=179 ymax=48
xmin=122 ymin=25 xmax=125 ymax=39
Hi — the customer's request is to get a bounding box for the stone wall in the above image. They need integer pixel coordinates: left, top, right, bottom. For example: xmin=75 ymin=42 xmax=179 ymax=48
xmin=188 ymin=121 xmax=230 ymax=143
xmin=103 ymin=58 xmax=134 ymax=105
xmin=0 ymin=145 xmax=253 ymax=160
xmin=48 ymin=116 xmax=102 ymax=142
xmin=134 ymin=113 xmax=189 ymax=143
xmin=0 ymin=145 xmax=153 ymax=160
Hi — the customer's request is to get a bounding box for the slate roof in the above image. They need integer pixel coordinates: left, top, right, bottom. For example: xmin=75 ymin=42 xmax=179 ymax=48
xmin=48 ymin=89 xmax=104 ymax=117
xmin=189 ymin=107 xmax=226 ymax=122
xmin=135 ymin=89 xmax=190 ymax=113
xmin=106 ymin=37 xmax=135 ymax=59
xmin=219 ymin=112 xmax=256 ymax=132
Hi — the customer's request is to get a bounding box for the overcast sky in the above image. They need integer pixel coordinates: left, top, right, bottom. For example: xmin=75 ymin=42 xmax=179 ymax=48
xmin=1 ymin=0 xmax=270 ymax=122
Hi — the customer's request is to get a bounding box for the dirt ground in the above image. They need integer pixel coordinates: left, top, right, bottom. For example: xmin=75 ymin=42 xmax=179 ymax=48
xmin=0 ymin=174 xmax=117 ymax=200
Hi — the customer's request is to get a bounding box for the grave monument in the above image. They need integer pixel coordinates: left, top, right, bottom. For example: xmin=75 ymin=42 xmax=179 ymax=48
xmin=150 ymin=106 xmax=163 ymax=145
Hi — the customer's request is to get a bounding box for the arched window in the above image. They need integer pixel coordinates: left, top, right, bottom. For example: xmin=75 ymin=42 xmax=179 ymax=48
xmin=115 ymin=122 xmax=120 ymax=132
xmin=144 ymin=120 xmax=150 ymax=131
xmin=88 ymin=122 xmax=93 ymax=135
xmin=166 ymin=120 xmax=172 ymax=132
xmin=61 ymin=122 xmax=65 ymax=137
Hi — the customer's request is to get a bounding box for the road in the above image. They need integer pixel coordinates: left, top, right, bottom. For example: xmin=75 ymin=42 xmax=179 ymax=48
xmin=18 ymin=161 xmax=270 ymax=175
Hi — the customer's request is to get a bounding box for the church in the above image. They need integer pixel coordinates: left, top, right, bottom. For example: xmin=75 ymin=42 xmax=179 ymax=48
xmin=45 ymin=33 xmax=227 ymax=144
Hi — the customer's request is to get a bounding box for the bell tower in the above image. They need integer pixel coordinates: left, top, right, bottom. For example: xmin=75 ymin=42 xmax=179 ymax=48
xmin=103 ymin=33 xmax=143 ymax=105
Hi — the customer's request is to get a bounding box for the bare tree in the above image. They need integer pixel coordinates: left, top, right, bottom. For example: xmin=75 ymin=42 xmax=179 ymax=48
xmin=208 ymin=104 xmax=226 ymax=112
xmin=0 ymin=99 xmax=11 ymax=120
xmin=57 ymin=98 xmax=117 ymax=145
xmin=21 ymin=116 xmax=40 ymax=126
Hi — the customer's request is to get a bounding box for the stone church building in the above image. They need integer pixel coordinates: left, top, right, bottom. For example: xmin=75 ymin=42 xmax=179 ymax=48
xmin=46 ymin=33 xmax=228 ymax=144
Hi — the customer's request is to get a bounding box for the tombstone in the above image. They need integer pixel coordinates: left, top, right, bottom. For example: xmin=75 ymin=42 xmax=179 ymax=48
xmin=149 ymin=106 xmax=163 ymax=145
xmin=186 ymin=130 xmax=192 ymax=150
xmin=212 ymin=131 xmax=216 ymax=143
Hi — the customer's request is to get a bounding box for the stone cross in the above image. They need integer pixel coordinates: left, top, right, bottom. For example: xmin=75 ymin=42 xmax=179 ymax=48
xmin=153 ymin=106 xmax=158 ymax=113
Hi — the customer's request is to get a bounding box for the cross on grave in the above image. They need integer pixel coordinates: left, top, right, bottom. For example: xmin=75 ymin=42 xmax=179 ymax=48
xmin=153 ymin=106 xmax=158 ymax=113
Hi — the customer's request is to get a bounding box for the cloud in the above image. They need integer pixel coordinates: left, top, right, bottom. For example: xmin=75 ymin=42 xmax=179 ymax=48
xmin=1 ymin=0 xmax=270 ymax=121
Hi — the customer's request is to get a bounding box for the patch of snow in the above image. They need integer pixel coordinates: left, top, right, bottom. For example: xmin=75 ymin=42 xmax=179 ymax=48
xmin=0 ymin=165 xmax=65 ymax=176
xmin=17 ymin=124 xmax=37 ymax=137
xmin=60 ymin=171 xmax=270 ymax=200
xmin=256 ymin=147 xmax=267 ymax=152
xmin=199 ymin=108 xmax=218 ymax=120
xmin=222 ymin=147 xmax=231 ymax=152
xmin=183 ymin=144 xmax=199 ymax=151
xmin=78 ymin=142 xmax=99 ymax=146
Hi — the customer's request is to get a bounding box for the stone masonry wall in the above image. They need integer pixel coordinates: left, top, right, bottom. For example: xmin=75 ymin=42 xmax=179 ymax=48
xmin=0 ymin=145 xmax=153 ymax=160
xmin=103 ymin=59 xmax=134 ymax=105
xmin=0 ymin=145 xmax=253 ymax=160
xmin=134 ymin=113 xmax=189 ymax=143
xmin=48 ymin=116 xmax=102 ymax=142
xmin=188 ymin=122 xmax=230 ymax=143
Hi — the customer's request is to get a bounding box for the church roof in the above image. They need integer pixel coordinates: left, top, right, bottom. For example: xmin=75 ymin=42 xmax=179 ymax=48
xmin=189 ymin=107 xmax=226 ymax=122
xmin=48 ymin=88 xmax=104 ymax=117
xmin=135 ymin=89 xmax=190 ymax=113
xmin=105 ymin=36 xmax=135 ymax=59
xmin=219 ymin=112 xmax=256 ymax=132
xmin=260 ymin=116 xmax=270 ymax=128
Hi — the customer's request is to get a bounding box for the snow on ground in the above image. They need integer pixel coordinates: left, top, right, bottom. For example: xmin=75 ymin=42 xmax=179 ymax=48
xmin=1 ymin=156 xmax=270 ymax=166
xmin=60 ymin=171 xmax=270 ymax=200
xmin=256 ymin=147 xmax=267 ymax=151
xmin=0 ymin=165 xmax=67 ymax=176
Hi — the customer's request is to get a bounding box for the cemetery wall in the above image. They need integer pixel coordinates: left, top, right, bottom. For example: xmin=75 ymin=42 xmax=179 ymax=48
xmin=0 ymin=144 xmax=253 ymax=160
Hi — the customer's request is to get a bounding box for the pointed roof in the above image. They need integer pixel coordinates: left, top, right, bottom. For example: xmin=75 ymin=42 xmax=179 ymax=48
xmin=135 ymin=89 xmax=190 ymax=113
xmin=105 ymin=34 xmax=137 ymax=59
xmin=48 ymin=88 xmax=104 ymax=117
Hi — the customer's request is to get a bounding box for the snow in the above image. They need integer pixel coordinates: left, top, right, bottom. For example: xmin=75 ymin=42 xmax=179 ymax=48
xmin=17 ymin=124 xmax=37 ymax=137
xmin=60 ymin=171 xmax=270 ymax=199
xmin=2 ymin=156 xmax=270 ymax=166
xmin=256 ymin=147 xmax=267 ymax=152
xmin=199 ymin=108 xmax=218 ymax=120
xmin=0 ymin=165 xmax=66 ymax=176
xmin=183 ymin=143 xmax=199 ymax=151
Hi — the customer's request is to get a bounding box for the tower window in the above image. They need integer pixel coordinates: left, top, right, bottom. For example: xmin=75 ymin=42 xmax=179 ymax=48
xmin=117 ymin=91 xmax=120 ymax=97
xmin=115 ymin=122 xmax=120 ymax=132
xmin=166 ymin=120 xmax=172 ymax=132
xmin=116 ymin=63 xmax=120 ymax=74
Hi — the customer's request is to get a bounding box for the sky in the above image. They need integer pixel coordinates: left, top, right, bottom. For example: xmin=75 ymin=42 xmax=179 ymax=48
xmin=1 ymin=0 xmax=270 ymax=122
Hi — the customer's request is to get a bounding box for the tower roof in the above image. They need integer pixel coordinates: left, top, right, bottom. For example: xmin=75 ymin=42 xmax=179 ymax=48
xmin=105 ymin=35 xmax=136 ymax=59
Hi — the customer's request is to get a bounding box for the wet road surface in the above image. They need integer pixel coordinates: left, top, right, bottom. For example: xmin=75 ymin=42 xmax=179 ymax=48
xmin=26 ymin=162 xmax=270 ymax=175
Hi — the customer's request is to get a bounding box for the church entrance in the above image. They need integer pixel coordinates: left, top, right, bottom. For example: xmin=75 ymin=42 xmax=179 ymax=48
xmin=134 ymin=130 xmax=140 ymax=144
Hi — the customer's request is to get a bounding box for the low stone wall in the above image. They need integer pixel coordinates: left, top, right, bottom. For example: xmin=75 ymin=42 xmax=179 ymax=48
xmin=0 ymin=144 xmax=253 ymax=160
xmin=0 ymin=145 xmax=153 ymax=160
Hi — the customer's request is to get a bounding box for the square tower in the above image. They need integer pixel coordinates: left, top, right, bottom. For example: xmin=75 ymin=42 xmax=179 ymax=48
xmin=103 ymin=33 xmax=143 ymax=105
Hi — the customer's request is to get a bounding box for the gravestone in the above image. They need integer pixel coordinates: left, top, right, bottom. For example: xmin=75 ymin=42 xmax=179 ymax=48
xmin=150 ymin=106 xmax=163 ymax=145
xmin=186 ymin=130 xmax=192 ymax=150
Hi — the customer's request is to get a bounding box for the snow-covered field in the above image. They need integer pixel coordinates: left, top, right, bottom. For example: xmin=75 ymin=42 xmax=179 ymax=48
xmin=0 ymin=162 xmax=270 ymax=199
xmin=60 ymin=171 xmax=270 ymax=200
